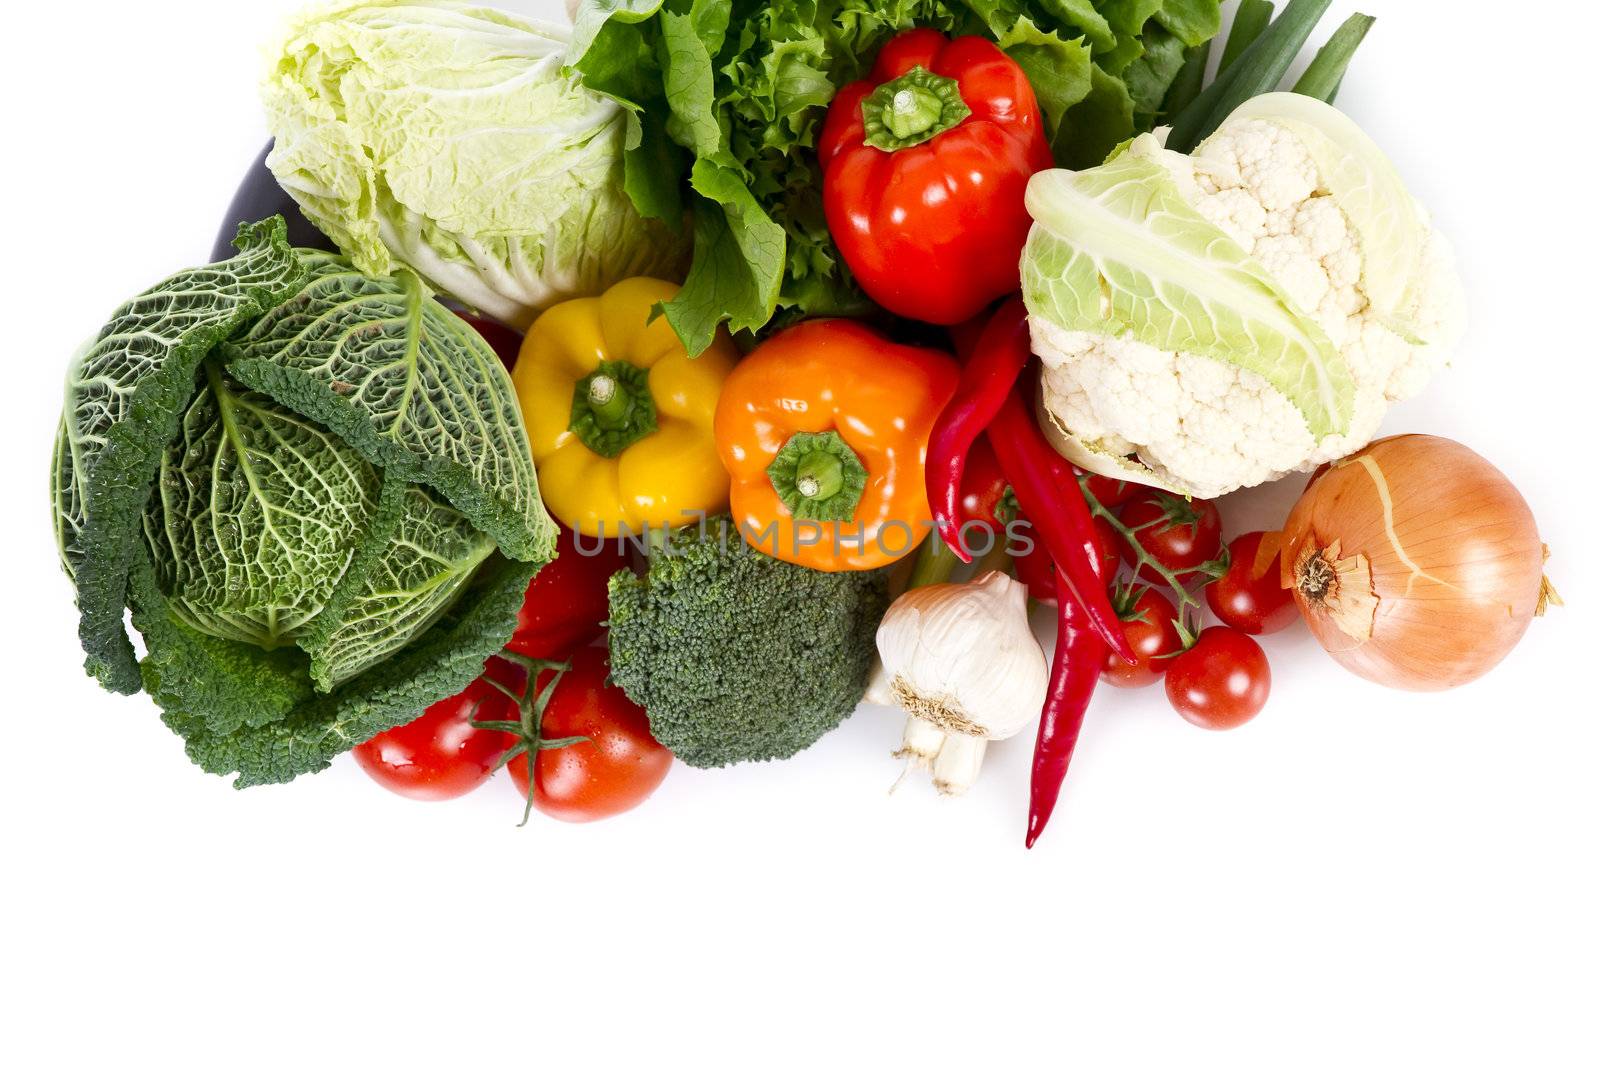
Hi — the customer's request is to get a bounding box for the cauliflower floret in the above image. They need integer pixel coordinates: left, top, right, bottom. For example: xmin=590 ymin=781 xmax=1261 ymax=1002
xmin=1036 ymin=105 xmax=1464 ymax=500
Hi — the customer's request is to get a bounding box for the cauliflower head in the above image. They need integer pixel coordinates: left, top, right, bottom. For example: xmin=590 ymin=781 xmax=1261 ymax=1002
xmin=1022 ymin=92 xmax=1464 ymax=500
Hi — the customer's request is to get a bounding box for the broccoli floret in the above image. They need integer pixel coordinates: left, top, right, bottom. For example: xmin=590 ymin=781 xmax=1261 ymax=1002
xmin=606 ymin=520 xmax=890 ymax=768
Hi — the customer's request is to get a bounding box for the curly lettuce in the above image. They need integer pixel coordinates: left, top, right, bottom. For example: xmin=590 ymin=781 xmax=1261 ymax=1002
xmin=569 ymin=0 xmax=1221 ymax=353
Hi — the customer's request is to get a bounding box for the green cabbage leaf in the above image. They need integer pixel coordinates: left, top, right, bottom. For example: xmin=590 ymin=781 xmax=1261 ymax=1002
xmin=52 ymin=219 xmax=556 ymax=785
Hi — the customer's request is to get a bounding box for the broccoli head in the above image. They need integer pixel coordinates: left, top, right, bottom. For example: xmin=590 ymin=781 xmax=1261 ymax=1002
xmin=606 ymin=520 xmax=890 ymax=768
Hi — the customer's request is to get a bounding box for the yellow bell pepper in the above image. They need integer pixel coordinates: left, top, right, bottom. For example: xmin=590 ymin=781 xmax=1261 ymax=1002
xmin=512 ymin=278 xmax=737 ymax=538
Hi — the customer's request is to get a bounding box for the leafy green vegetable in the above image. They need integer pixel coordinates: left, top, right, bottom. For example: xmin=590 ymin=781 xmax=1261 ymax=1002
xmin=221 ymin=253 xmax=554 ymax=564
xmin=51 ymin=218 xmax=309 ymax=693
xmin=570 ymin=0 xmax=1222 ymax=352
xmin=143 ymin=362 xmax=383 ymax=649
xmin=262 ymin=0 xmax=689 ymax=331
xmin=1166 ymin=0 xmax=1330 ymax=153
xmin=1218 ymin=0 xmax=1274 ymax=74
xmin=1021 ymin=155 xmax=1354 ymax=437
xmin=1292 ymin=12 xmax=1374 ymax=103
xmin=135 ymin=553 xmax=538 ymax=787
xmin=52 ymin=219 xmax=558 ymax=785
xmin=607 ymin=519 xmax=889 ymax=767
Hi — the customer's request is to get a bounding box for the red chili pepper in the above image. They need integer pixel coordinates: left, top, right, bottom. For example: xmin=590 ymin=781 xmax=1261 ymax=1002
xmin=818 ymin=30 xmax=1053 ymax=325
xmin=986 ymin=377 xmax=1136 ymax=663
xmin=1025 ymin=564 xmax=1107 ymax=848
xmin=925 ymin=299 xmax=1032 ymax=561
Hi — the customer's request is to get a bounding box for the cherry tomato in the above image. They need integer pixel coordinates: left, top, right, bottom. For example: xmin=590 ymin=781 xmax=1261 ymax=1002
xmin=1089 ymin=515 xmax=1121 ymax=584
xmin=455 ymin=311 xmax=524 ymax=374
xmin=1084 ymin=474 xmax=1138 ymax=509
xmin=508 ymin=646 xmax=672 ymax=823
xmin=1102 ymin=587 xmax=1183 ymax=688
xmin=1165 ymin=627 xmax=1271 ymax=730
xmin=353 ymin=656 xmax=525 ymax=801
xmin=506 ymin=525 xmax=629 ymax=660
xmin=1206 ymin=531 xmax=1299 ymax=635
xmin=1119 ymin=490 xmax=1224 ymax=582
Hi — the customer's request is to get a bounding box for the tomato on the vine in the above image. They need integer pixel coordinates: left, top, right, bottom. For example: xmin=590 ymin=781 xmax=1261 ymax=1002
xmin=353 ymin=656 xmax=525 ymax=801
xmin=1102 ymin=586 xmax=1183 ymax=688
xmin=1084 ymin=474 xmax=1138 ymax=509
xmin=1119 ymin=490 xmax=1224 ymax=582
xmin=1165 ymin=627 xmax=1271 ymax=730
xmin=1206 ymin=531 xmax=1299 ymax=635
xmin=506 ymin=525 xmax=628 ymax=660
xmin=508 ymin=645 xmax=672 ymax=823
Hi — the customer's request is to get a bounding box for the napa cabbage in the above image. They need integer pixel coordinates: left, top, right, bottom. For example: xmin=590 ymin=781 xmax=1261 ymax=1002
xmin=261 ymin=0 xmax=688 ymax=330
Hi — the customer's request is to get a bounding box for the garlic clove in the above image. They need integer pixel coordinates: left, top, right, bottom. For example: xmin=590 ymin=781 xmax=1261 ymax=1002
xmin=931 ymin=735 xmax=988 ymax=797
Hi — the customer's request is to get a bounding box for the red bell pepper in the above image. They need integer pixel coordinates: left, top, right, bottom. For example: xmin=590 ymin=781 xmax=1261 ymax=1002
xmin=818 ymin=29 xmax=1053 ymax=325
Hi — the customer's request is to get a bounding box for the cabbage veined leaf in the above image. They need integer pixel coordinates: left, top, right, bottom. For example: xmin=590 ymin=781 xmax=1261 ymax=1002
xmin=142 ymin=362 xmax=382 ymax=649
xmin=222 ymin=253 xmax=556 ymax=565
xmin=1021 ymin=153 xmax=1355 ymax=439
xmin=51 ymin=219 xmax=308 ymax=693
xmin=300 ymin=480 xmax=496 ymax=693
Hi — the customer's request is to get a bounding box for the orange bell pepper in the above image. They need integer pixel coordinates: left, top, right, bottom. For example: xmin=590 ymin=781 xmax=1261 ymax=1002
xmin=714 ymin=320 xmax=959 ymax=572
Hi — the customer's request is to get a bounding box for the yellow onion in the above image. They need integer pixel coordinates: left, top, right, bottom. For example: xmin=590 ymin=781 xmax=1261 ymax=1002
xmin=1278 ymin=435 xmax=1554 ymax=691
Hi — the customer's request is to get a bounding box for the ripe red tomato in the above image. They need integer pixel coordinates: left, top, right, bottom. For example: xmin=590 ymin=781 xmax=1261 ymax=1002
xmin=353 ymin=656 xmax=525 ymax=801
xmin=1206 ymin=531 xmax=1299 ymax=635
xmin=1089 ymin=515 xmax=1121 ymax=584
xmin=1084 ymin=474 xmax=1138 ymax=509
xmin=1102 ymin=587 xmax=1183 ymax=688
xmin=506 ymin=526 xmax=629 ymax=660
xmin=455 ymin=311 xmax=524 ymax=374
xmin=508 ymin=645 xmax=672 ymax=823
xmin=1119 ymin=490 xmax=1224 ymax=582
xmin=1165 ymin=627 xmax=1271 ymax=730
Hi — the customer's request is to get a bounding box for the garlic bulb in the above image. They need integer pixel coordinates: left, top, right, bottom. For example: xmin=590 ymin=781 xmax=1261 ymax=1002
xmin=872 ymin=571 xmax=1048 ymax=795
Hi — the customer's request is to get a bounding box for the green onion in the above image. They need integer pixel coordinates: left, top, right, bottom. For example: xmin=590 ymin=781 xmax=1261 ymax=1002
xmin=1219 ymin=0 xmax=1275 ymax=75
xmin=1293 ymin=13 xmax=1376 ymax=103
xmin=1167 ymin=0 xmax=1333 ymax=153
xmin=1163 ymin=40 xmax=1212 ymax=119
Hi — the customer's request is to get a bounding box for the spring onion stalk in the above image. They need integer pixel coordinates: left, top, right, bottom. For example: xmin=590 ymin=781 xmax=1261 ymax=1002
xmin=1293 ymin=13 xmax=1376 ymax=103
xmin=1167 ymin=0 xmax=1333 ymax=153
xmin=1164 ymin=40 xmax=1212 ymax=119
xmin=1219 ymin=0 xmax=1276 ymax=75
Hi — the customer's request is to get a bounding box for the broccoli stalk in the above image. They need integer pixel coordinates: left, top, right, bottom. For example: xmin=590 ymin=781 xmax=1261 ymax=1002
xmin=606 ymin=519 xmax=890 ymax=768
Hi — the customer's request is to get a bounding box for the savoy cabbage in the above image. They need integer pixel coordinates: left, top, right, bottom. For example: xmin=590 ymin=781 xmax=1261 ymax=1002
xmin=51 ymin=218 xmax=557 ymax=785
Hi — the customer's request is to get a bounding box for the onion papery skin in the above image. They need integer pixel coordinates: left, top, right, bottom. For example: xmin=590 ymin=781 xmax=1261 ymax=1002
xmin=1279 ymin=435 xmax=1545 ymax=692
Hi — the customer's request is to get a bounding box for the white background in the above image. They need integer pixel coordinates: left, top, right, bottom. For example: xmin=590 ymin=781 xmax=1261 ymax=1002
xmin=3 ymin=1 xmax=1596 ymax=1063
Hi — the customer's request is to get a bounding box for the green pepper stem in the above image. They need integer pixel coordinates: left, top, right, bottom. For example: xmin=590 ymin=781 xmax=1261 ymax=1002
xmin=861 ymin=67 xmax=972 ymax=152
xmin=586 ymin=374 xmax=629 ymax=427
xmin=570 ymin=361 xmax=657 ymax=458
xmin=765 ymin=430 xmax=869 ymax=523
xmin=795 ymin=451 xmax=845 ymax=502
